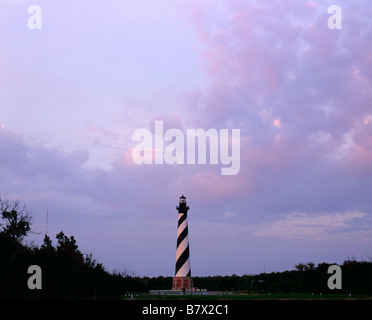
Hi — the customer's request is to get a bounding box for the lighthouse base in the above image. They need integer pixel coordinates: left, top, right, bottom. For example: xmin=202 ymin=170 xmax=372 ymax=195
xmin=172 ymin=276 xmax=194 ymax=291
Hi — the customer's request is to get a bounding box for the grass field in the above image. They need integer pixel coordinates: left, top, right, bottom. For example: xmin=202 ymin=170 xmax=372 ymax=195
xmin=123 ymin=292 xmax=372 ymax=300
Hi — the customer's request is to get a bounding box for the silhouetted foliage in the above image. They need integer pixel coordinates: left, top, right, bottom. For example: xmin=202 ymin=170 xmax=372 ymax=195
xmin=40 ymin=235 xmax=54 ymax=253
xmin=1 ymin=197 xmax=371 ymax=299
xmin=0 ymin=229 xmax=133 ymax=299
xmin=0 ymin=195 xmax=32 ymax=242
xmin=193 ymin=259 xmax=372 ymax=294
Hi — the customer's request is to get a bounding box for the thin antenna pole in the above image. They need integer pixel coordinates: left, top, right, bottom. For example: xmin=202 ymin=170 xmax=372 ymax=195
xmin=46 ymin=209 xmax=49 ymax=236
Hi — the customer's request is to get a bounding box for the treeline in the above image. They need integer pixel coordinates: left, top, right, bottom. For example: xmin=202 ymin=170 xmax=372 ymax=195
xmin=125 ymin=259 xmax=372 ymax=295
xmin=1 ymin=230 xmax=142 ymax=299
xmin=193 ymin=259 xmax=372 ymax=294
xmin=0 ymin=196 xmax=132 ymax=299
xmin=1 ymin=196 xmax=372 ymax=299
xmin=2 ymin=232 xmax=372 ymax=299
xmin=1 ymin=229 xmax=176 ymax=299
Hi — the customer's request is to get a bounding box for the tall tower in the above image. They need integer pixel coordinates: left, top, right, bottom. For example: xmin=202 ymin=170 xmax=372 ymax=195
xmin=172 ymin=195 xmax=194 ymax=291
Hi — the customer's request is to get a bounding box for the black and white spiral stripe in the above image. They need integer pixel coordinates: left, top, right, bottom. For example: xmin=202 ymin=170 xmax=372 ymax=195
xmin=175 ymin=212 xmax=191 ymax=277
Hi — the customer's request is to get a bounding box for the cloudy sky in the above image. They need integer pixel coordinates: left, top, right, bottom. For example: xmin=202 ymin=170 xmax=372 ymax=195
xmin=1 ymin=0 xmax=372 ymax=277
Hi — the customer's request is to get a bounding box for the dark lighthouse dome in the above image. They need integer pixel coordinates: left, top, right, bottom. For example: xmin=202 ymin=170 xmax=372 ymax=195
xmin=177 ymin=195 xmax=189 ymax=214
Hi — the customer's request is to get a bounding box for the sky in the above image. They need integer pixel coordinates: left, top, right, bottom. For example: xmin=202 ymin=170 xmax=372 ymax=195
xmin=1 ymin=0 xmax=372 ymax=278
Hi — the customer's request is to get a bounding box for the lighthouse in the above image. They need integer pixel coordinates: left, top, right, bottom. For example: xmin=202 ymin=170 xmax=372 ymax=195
xmin=172 ymin=195 xmax=194 ymax=291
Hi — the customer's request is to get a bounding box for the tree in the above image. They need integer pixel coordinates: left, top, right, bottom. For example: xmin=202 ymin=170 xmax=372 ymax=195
xmin=84 ymin=253 xmax=104 ymax=270
xmin=295 ymin=263 xmax=306 ymax=271
xmin=0 ymin=195 xmax=32 ymax=242
xmin=56 ymin=231 xmax=84 ymax=265
xmin=40 ymin=234 xmax=55 ymax=252
xmin=307 ymin=262 xmax=315 ymax=271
